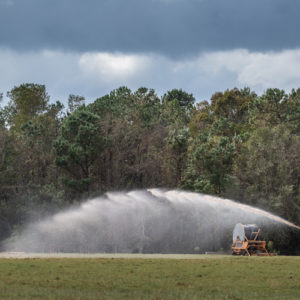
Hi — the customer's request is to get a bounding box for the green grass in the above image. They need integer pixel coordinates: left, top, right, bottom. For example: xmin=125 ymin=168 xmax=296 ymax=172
xmin=0 ymin=256 xmax=300 ymax=299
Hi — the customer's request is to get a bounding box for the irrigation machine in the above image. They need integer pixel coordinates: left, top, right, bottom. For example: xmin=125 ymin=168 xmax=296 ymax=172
xmin=232 ymin=223 xmax=270 ymax=256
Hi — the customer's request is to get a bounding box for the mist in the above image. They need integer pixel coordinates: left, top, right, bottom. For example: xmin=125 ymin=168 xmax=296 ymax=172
xmin=4 ymin=189 xmax=299 ymax=253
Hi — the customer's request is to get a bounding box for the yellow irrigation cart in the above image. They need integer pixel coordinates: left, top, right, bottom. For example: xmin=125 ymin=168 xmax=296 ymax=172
xmin=232 ymin=224 xmax=269 ymax=256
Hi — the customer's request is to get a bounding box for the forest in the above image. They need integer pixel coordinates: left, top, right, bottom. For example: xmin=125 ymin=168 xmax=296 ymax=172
xmin=0 ymin=84 xmax=299 ymax=252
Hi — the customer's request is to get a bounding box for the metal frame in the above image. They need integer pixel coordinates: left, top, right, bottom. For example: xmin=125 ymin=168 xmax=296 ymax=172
xmin=232 ymin=225 xmax=269 ymax=256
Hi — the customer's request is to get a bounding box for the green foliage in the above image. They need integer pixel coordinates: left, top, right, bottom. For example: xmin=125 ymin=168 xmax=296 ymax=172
xmin=183 ymin=134 xmax=236 ymax=195
xmin=163 ymin=88 xmax=195 ymax=108
xmin=234 ymin=124 xmax=300 ymax=222
xmin=0 ymin=128 xmax=18 ymax=187
xmin=0 ymin=84 xmax=300 ymax=252
xmin=284 ymin=88 xmax=300 ymax=132
xmin=54 ymin=107 xmax=103 ymax=193
xmin=0 ymin=93 xmax=3 ymax=127
xmin=68 ymin=94 xmax=85 ymax=113
xmin=5 ymin=83 xmax=49 ymax=131
xmin=211 ymin=87 xmax=256 ymax=123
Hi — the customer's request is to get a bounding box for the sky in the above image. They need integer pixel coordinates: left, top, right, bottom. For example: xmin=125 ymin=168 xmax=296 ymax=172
xmin=1 ymin=0 xmax=300 ymax=104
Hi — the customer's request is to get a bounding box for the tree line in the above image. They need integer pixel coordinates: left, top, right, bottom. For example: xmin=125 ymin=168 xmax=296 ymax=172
xmin=0 ymin=84 xmax=299 ymax=252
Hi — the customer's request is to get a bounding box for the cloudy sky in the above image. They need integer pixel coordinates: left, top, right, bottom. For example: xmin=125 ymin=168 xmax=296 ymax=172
xmin=1 ymin=0 xmax=300 ymax=104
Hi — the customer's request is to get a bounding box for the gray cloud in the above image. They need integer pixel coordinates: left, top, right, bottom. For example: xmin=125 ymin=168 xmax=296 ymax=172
xmin=1 ymin=0 xmax=300 ymax=57
xmin=0 ymin=0 xmax=13 ymax=5
xmin=1 ymin=1 xmax=299 ymax=104
xmin=1 ymin=48 xmax=300 ymax=105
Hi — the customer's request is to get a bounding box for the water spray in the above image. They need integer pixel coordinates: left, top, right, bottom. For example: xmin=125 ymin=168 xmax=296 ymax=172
xmin=4 ymin=189 xmax=300 ymax=253
xmin=153 ymin=190 xmax=300 ymax=230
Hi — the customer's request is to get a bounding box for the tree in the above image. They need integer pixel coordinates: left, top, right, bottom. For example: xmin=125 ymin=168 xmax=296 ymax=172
xmin=189 ymin=88 xmax=256 ymax=141
xmin=0 ymin=94 xmax=5 ymax=128
xmin=0 ymin=126 xmax=17 ymax=187
xmin=159 ymin=95 xmax=193 ymax=187
xmin=162 ymin=89 xmax=195 ymax=108
xmin=234 ymin=124 xmax=300 ymax=223
xmin=68 ymin=94 xmax=85 ymax=113
xmin=133 ymin=87 xmax=160 ymax=128
xmin=249 ymin=88 xmax=286 ymax=125
xmin=18 ymin=102 xmax=64 ymax=188
xmin=280 ymin=89 xmax=300 ymax=133
xmin=5 ymin=83 xmax=49 ymax=131
xmin=183 ymin=88 xmax=254 ymax=195
xmin=183 ymin=133 xmax=236 ymax=195
xmin=53 ymin=107 xmax=104 ymax=194
xmin=210 ymin=88 xmax=256 ymax=124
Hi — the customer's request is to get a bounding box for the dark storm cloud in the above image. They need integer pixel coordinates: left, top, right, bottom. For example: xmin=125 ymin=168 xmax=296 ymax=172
xmin=1 ymin=0 xmax=299 ymax=56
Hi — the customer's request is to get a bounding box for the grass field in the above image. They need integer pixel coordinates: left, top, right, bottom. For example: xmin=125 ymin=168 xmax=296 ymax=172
xmin=0 ymin=255 xmax=300 ymax=299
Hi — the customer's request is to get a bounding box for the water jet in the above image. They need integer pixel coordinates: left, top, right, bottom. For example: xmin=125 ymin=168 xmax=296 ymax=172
xmin=4 ymin=189 xmax=299 ymax=253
